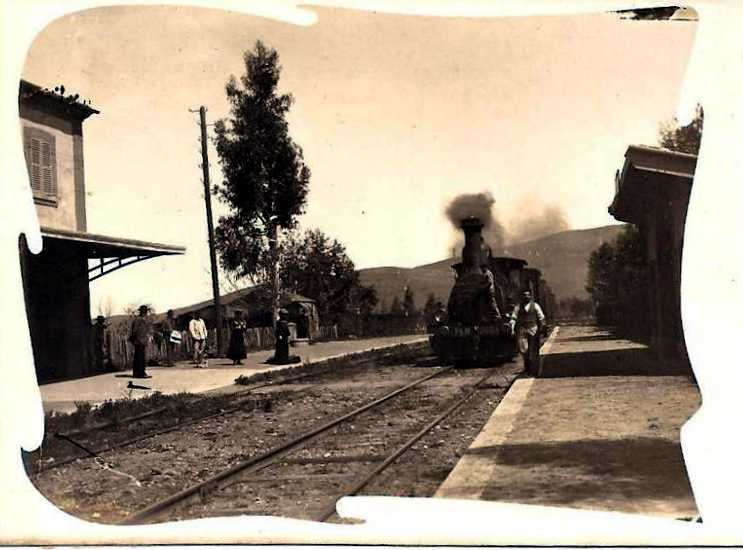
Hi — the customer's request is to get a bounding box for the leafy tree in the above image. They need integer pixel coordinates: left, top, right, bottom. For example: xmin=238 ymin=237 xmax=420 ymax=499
xmin=585 ymin=225 xmax=649 ymax=337
xmin=538 ymin=277 xmax=557 ymax=321
xmin=389 ymin=296 xmax=403 ymax=316
xmin=423 ymin=293 xmax=439 ymax=320
xmin=280 ymin=229 xmax=374 ymax=325
xmin=586 ymin=242 xmax=616 ymax=309
xmin=558 ymin=297 xmax=593 ymax=320
xmin=659 ymin=104 xmax=703 ymax=155
xmin=572 ymin=298 xmax=593 ymax=319
xmin=350 ymin=284 xmax=379 ymax=318
xmin=213 ymin=41 xmax=310 ymax=320
xmin=402 ymin=286 xmax=416 ymax=318
xmin=612 ymin=224 xmax=649 ymax=335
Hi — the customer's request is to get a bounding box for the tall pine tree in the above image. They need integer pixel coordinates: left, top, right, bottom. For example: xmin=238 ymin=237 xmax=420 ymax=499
xmin=213 ymin=41 xmax=310 ymax=320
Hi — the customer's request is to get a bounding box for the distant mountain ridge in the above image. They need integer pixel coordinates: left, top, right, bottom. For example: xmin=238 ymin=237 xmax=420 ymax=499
xmin=359 ymin=224 xmax=625 ymax=311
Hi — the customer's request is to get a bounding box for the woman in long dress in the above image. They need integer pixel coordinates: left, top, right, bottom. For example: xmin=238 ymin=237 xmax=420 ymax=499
xmin=227 ymin=310 xmax=248 ymax=365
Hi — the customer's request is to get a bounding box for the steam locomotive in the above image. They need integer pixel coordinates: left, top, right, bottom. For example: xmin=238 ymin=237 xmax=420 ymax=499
xmin=428 ymin=216 xmax=543 ymax=367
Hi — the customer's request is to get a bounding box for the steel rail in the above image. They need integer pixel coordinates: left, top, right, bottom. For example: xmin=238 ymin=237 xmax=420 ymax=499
xmin=51 ymin=348 xmax=391 ymax=438
xmin=119 ymin=367 xmax=452 ymax=525
xmin=35 ymin=358 xmax=382 ymax=475
xmin=314 ymin=368 xmax=504 ymax=522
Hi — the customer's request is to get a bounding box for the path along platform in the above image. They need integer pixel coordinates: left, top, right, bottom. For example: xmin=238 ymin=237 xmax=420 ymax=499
xmin=435 ymin=324 xmax=701 ymax=519
xmin=39 ymin=335 xmax=427 ymax=414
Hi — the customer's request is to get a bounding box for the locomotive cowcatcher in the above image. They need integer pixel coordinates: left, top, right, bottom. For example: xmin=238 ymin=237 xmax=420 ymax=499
xmin=428 ymin=216 xmax=542 ymax=367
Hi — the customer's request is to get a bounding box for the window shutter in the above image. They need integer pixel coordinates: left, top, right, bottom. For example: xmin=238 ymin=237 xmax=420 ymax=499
xmin=23 ymin=127 xmax=57 ymax=200
xmin=30 ymin=137 xmax=42 ymax=192
xmin=41 ymin=141 xmax=54 ymax=195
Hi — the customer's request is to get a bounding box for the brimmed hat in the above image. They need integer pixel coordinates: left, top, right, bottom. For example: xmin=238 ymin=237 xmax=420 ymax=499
xmin=138 ymin=305 xmax=149 ymax=313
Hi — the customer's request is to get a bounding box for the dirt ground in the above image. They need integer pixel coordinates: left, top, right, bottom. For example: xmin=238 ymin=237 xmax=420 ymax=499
xmin=30 ymin=353 xmax=522 ymax=524
xmin=479 ymin=375 xmax=700 ymax=517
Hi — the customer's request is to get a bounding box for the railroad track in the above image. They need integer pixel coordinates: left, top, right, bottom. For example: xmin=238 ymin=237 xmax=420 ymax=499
xmin=119 ymin=367 xmax=453 ymax=524
xmin=120 ymin=365 xmax=516 ymax=525
xmin=32 ymin=352 xmax=417 ymax=476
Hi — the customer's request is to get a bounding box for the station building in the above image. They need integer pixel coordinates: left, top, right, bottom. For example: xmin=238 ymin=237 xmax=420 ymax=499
xmin=18 ymin=80 xmax=185 ymax=383
xmin=609 ymin=144 xmax=696 ymax=374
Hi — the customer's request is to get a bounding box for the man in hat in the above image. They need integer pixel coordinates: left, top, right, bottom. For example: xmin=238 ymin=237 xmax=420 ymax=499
xmin=129 ymin=305 xmax=152 ymax=378
xmin=189 ymin=311 xmax=208 ymax=368
xmin=160 ymin=309 xmax=177 ymax=367
xmin=510 ymin=290 xmax=546 ymax=376
xmin=267 ymin=308 xmax=301 ymax=365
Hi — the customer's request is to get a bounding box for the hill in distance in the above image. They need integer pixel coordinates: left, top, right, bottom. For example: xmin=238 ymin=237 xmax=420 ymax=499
xmin=359 ymin=224 xmax=625 ymax=311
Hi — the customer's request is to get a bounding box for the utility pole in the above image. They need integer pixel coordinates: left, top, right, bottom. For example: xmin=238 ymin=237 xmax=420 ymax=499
xmin=196 ymin=106 xmax=223 ymax=355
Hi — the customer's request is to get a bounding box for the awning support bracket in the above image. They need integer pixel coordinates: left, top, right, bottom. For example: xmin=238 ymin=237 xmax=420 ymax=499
xmin=88 ymin=255 xmax=159 ymax=282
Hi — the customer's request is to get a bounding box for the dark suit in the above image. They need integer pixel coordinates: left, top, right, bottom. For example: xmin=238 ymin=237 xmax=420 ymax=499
xmin=130 ymin=316 xmax=150 ymax=377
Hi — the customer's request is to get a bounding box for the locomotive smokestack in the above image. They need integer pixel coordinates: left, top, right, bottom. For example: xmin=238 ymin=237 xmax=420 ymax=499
xmin=460 ymin=216 xmax=484 ymax=274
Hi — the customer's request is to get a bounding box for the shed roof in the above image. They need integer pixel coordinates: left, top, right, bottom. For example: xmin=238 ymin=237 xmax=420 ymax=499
xmin=609 ymin=145 xmax=697 ymax=223
xmin=169 ymin=286 xmax=316 ymax=319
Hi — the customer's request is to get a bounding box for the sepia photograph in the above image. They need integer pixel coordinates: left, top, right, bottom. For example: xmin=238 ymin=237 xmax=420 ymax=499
xmin=4 ymin=0 xmax=740 ymax=544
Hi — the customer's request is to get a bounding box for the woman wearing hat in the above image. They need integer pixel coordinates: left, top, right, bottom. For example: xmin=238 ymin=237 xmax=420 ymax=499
xmin=227 ymin=310 xmax=248 ymax=365
xmin=267 ymin=308 xmax=300 ymax=365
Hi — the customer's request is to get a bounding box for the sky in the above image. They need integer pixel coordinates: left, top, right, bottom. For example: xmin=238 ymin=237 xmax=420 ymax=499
xmin=20 ymin=5 xmax=697 ymax=315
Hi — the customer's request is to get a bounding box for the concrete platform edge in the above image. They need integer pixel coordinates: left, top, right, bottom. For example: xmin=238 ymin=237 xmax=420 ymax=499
xmin=434 ymin=378 xmax=534 ymax=499
xmin=230 ymin=336 xmax=431 ymax=385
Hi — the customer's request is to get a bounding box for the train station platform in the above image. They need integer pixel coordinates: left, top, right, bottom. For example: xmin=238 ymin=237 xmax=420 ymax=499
xmin=39 ymin=334 xmax=428 ymax=414
xmin=435 ymin=324 xmax=701 ymax=519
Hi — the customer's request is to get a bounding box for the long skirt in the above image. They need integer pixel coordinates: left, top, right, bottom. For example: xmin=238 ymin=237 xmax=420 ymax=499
xmin=227 ymin=330 xmax=247 ymax=361
xmin=266 ymin=337 xmax=300 ymax=365
xmin=133 ymin=344 xmax=147 ymax=377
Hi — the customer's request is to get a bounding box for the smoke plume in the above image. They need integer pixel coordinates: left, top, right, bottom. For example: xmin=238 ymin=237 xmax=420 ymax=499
xmin=444 ymin=191 xmax=508 ymax=250
xmin=444 ymin=192 xmax=570 ymax=257
xmin=510 ymin=205 xmax=569 ymax=244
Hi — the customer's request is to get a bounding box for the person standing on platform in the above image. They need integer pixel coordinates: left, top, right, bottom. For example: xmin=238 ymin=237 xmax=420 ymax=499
xmin=227 ymin=310 xmax=248 ymax=365
xmin=129 ymin=305 xmax=152 ymax=379
xmin=93 ymin=315 xmax=107 ymax=373
xmin=189 ymin=311 xmax=208 ymax=368
xmin=267 ymin=308 xmax=301 ymax=365
xmin=161 ymin=309 xmax=176 ymax=367
xmin=510 ymin=290 xmax=546 ymax=377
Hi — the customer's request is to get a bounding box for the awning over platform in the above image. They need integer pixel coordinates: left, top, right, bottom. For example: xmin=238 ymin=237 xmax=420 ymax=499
xmin=40 ymin=226 xmax=186 ymax=282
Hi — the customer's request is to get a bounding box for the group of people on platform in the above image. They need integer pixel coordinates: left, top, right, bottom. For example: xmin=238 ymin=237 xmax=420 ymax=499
xmin=120 ymin=306 xmax=301 ymax=379
xmin=116 ymin=289 xmax=542 ymax=379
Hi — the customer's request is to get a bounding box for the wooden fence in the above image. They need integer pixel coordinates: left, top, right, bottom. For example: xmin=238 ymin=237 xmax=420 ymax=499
xmin=104 ymin=318 xmax=421 ymax=368
xmin=106 ymin=325 xmax=279 ymax=368
xmin=105 ymin=324 xmax=347 ymax=368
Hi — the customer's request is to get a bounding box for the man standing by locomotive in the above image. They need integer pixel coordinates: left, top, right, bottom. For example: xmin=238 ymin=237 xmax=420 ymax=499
xmin=510 ymin=290 xmax=545 ymax=376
